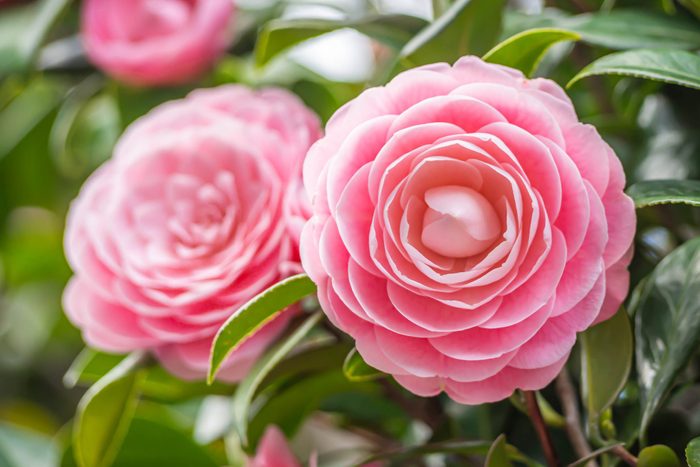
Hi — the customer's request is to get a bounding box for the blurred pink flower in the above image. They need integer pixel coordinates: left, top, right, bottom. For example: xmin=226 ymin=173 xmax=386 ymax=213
xmin=248 ymin=427 xmax=303 ymax=467
xmin=82 ymin=0 xmax=234 ymax=86
xmin=63 ymin=85 xmax=321 ymax=381
xmin=301 ymin=56 xmax=636 ymax=404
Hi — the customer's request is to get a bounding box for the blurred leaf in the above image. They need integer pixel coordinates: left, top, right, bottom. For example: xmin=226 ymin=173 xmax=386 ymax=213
xmin=569 ymin=443 xmax=627 ymax=467
xmin=247 ymin=370 xmax=374 ymax=449
xmin=343 ymin=347 xmax=384 ymax=382
xmin=483 ymin=28 xmax=580 ymax=76
xmin=397 ymin=0 xmax=506 ymax=70
xmin=687 ymin=437 xmax=700 ymax=466
xmin=51 ymin=83 xmax=120 ymax=178
xmin=627 ymin=179 xmax=700 ymax=208
xmin=255 ymin=14 xmax=426 ymax=66
xmin=581 ymin=309 xmax=633 ymax=427
xmin=638 ymin=445 xmax=681 ymax=467
xmin=568 ymin=49 xmax=700 ymax=91
xmin=114 ymin=85 xmax=190 ymax=127
xmin=0 ymin=422 xmax=58 ymax=467
xmin=485 ymin=434 xmax=513 ymax=467
xmin=208 ymin=274 xmax=316 ymax=383
xmin=567 ymin=10 xmax=700 ymax=50
xmin=0 ymin=77 xmax=66 ymax=159
xmin=633 ymin=237 xmax=700 ymax=437
xmin=232 ymin=312 xmax=322 ymax=446
xmin=73 ymin=352 xmax=146 ymax=467
xmin=261 ymin=341 xmax=351 ymax=388
xmin=0 ymin=0 xmax=71 ymax=75
xmin=65 ymin=349 xmax=232 ymax=402
xmin=360 ymin=440 xmax=496 ymax=464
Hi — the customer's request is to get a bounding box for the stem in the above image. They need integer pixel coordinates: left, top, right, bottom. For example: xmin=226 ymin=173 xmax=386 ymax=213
xmin=555 ymin=371 xmax=598 ymax=467
xmin=610 ymin=445 xmax=638 ymax=467
xmin=524 ymin=391 xmax=559 ymax=467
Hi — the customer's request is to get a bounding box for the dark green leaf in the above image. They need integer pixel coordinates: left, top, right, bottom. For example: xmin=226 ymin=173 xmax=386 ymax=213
xmin=633 ymin=237 xmax=700 ymax=436
xmin=247 ymin=370 xmax=374 ymax=449
xmin=342 ymin=348 xmax=384 ymax=382
xmin=638 ymin=445 xmax=681 ymax=467
xmin=0 ymin=0 xmax=71 ymax=75
xmin=208 ymin=274 xmax=316 ymax=383
xmin=397 ymin=0 xmax=506 ymax=70
xmin=568 ymin=443 xmax=626 ymax=467
xmin=110 ymin=416 xmax=218 ymax=467
xmin=627 ymin=180 xmax=700 ymax=208
xmin=581 ymin=309 xmax=633 ymax=425
xmin=360 ymin=440 xmax=494 ymax=464
xmin=255 ymin=15 xmax=426 ymax=66
xmin=566 ymin=10 xmax=700 ymax=50
xmin=0 ymin=423 xmax=58 ymax=467
xmin=483 ymin=28 xmax=580 ymax=76
xmin=232 ymin=312 xmax=322 ymax=446
xmin=73 ymin=352 xmax=146 ymax=467
xmin=568 ymin=49 xmax=700 ymax=91
xmin=687 ymin=437 xmax=700 ymax=466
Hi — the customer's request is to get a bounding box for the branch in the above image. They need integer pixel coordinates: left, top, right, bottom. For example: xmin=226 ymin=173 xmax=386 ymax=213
xmin=555 ymin=371 xmax=598 ymax=467
xmin=524 ymin=391 xmax=559 ymax=467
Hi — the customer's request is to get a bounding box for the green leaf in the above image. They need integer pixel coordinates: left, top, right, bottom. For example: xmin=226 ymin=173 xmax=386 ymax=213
xmin=580 ymin=309 xmax=633 ymax=426
xmin=627 ymin=179 xmax=700 ymax=209
xmin=0 ymin=0 xmax=71 ymax=75
xmin=568 ymin=49 xmax=700 ymax=91
xmin=568 ymin=443 xmax=627 ymax=467
xmin=247 ymin=370 xmax=373 ymax=449
xmin=633 ymin=237 xmax=700 ymax=437
xmin=254 ymin=14 xmax=426 ymax=66
xmin=485 ymin=434 xmax=514 ymax=467
xmin=483 ymin=28 xmax=580 ymax=77
xmin=65 ymin=349 xmax=233 ymax=402
xmin=208 ymin=274 xmax=316 ymax=383
xmin=566 ymin=10 xmax=700 ymax=50
xmin=0 ymin=77 xmax=66 ymax=159
xmin=397 ymin=0 xmax=506 ymax=70
xmin=232 ymin=312 xmax=322 ymax=446
xmin=0 ymin=423 xmax=58 ymax=467
xmin=638 ymin=445 xmax=681 ymax=467
xmin=73 ymin=352 xmax=146 ymax=467
xmin=342 ymin=348 xmax=384 ymax=382
xmin=687 ymin=437 xmax=700 ymax=466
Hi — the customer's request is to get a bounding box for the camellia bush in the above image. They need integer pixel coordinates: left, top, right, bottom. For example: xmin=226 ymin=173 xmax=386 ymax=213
xmin=2 ymin=0 xmax=700 ymax=466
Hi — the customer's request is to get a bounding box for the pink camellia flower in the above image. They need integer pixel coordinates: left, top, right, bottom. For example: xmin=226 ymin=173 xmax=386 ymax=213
xmin=63 ymin=85 xmax=321 ymax=381
xmin=82 ymin=0 xmax=234 ymax=86
xmin=301 ymin=56 xmax=635 ymax=404
xmin=248 ymin=426 xmax=306 ymax=467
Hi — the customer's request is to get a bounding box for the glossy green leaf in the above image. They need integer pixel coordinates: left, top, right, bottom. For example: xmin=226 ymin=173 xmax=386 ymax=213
xmin=686 ymin=437 xmax=700 ymax=466
xmin=0 ymin=0 xmax=71 ymax=75
xmin=65 ymin=349 xmax=232 ymax=402
xmin=483 ymin=28 xmax=580 ymax=76
xmin=342 ymin=348 xmax=384 ymax=382
xmin=627 ymin=179 xmax=700 ymax=209
xmin=0 ymin=423 xmax=58 ymax=467
xmin=73 ymin=352 xmax=146 ymax=467
xmin=568 ymin=49 xmax=700 ymax=91
xmin=638 ymin=445 xmax=681 ymax=467
xmin=485 ymin=434 xmax=513 ymax=467
xmin=208 ymin=274 xmax=316 ymax=383
xmin=255 ymin=14 xmax=426 ymax=66
xmin=567 ymin=10 xmax=700 ymax=50
xmin=232 ymin=312 xmax=322 ymax=446
xmin=633 ymin=237 xmax=700 ymax=436
xmin=397 ymin=0 xmax=506 ymax=70
xmin=581 ymin=309 xmax=633 ymax=425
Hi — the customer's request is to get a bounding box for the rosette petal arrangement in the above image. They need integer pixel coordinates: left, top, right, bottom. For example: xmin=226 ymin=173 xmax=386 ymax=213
xmin=63 ymin=85 xmax=321 ymax=381
xmin=301 ymin=56 xmax=636 ymax=404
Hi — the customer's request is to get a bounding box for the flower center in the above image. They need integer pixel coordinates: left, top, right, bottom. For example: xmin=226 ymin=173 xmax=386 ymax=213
xmin=421 ymin=185 xmax=501 ymax=258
